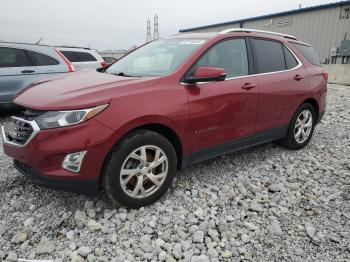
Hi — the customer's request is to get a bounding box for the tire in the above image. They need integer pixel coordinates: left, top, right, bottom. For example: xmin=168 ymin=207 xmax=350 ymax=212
xmin=277 ymin=103 xmax=316 ymax=150
xmin=102 ymin=130 xmax=177 ymax=209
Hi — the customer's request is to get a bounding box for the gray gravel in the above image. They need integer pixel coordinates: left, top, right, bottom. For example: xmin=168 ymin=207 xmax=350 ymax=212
xmin=0 ymin=84 xmax=349 ymax=261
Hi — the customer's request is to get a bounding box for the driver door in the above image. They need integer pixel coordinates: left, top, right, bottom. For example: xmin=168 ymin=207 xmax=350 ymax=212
xmin=185 ymin=38 xmax=258 ymax=160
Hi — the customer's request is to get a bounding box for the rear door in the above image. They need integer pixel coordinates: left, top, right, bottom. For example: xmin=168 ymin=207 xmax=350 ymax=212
xmin=251 ymin=38 xmax=308 ymax=132
xmin=291 ymin=42 xmax=327 ymax=115
xmin=26 ymin=49 xmax=67 ymax=80
xmin=186 ymin=38 xmax=258 ymax=156
xmin=0 ymin=46 xmax=38 ymax=103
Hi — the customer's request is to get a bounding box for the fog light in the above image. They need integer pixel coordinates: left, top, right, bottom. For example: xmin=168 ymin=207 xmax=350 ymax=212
xmin=62 ymin=151 xmax=87 ymax=173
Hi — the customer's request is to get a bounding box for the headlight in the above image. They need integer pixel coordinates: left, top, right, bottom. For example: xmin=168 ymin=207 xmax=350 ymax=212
xmin=35 ymin=104 xmax=108 ymax=129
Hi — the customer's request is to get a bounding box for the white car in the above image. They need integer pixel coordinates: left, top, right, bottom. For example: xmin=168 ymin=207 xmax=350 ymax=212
xmin=56 ymin=47 xmax=106 ymax=71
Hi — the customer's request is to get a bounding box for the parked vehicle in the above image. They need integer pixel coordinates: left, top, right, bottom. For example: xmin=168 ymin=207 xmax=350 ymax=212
xmin=102 ymin=56 xmax=118 ymax=66
xmin=0 ymin=42 xmax=74 ymax=107
xmin=2 ymin=29 xmax=327 ymax=208
xmin=56 ymin=47 xmax=106 ymax=71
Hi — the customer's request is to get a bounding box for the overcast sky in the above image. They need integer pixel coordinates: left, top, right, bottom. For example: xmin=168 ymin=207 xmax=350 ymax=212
xmin=0 ymin=0 xmax=336 ymax=51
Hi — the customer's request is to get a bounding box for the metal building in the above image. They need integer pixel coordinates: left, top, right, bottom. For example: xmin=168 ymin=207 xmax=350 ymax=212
xmin=179 ymin=1 xmax=350 ymax=64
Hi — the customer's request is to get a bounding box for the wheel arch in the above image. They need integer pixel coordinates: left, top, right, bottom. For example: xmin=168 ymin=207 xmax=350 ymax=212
xmin=101 ymin=120 xmax=185 ymax=179
xmin=301 ymin=98 xmax=319 ymax=120
xmin=133 ymin=123 xmax=184 ymax=169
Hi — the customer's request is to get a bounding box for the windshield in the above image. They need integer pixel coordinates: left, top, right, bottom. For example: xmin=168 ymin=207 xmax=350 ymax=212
xmin=106 ymin=39 xmax=206 ymax=77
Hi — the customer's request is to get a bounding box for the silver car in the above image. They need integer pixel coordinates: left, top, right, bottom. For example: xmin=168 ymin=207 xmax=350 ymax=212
xmin=0 ymin=42 xmax=74 ymax=108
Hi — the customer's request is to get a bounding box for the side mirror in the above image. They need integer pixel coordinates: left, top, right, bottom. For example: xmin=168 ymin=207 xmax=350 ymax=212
xmin=184 ymin=67 xmax=226 ymax=84
xmin=96 ymin=66 xmax=111 ymax=73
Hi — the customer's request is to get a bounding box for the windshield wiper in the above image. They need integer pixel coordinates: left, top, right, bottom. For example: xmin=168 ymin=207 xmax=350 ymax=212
xmin=112 ymin=72 xmax=133 ymax=77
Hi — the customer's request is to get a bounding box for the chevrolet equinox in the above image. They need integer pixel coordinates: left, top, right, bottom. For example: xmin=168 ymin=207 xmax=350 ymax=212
xmin=2 ymin=29 xmax=327 ymax=208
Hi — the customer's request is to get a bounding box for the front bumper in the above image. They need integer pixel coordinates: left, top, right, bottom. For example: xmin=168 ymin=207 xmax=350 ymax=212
xmin=14 ymin=160 xmax=99 ymax=195
xmin=2 ymin=118 xmax=115 ymax=195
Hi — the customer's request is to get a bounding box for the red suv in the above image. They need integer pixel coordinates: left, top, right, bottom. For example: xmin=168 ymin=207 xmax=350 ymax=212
xmin=2 ymin=29 xmax=327 ymax=208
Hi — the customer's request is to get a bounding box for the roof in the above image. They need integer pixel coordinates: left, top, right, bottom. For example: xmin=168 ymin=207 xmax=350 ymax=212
xmin=179 ymin=0 xmax=350 ymax=32
xmin=169 ymin=31 xmax=309 ymax=46
xmin=167 ymin=32 xmax=217 ymax=39
xmin=0 ymin=41 xmax=52 ymax=47
xmin=0 ymin=41 xmax=93 ymax=50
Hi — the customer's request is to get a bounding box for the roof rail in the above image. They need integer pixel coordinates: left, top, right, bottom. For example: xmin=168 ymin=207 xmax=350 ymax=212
xmin=218 ymin=28 xmax=298 ymax=40
xmin=55 ymin=45 xmax=91 ymax=50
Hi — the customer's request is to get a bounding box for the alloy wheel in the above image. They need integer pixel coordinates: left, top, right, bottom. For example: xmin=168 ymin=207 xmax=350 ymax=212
xmin=120 ymin=145 xmax=168 ymax=198
xmin=294 ymin=110 xmax=313 ymax=144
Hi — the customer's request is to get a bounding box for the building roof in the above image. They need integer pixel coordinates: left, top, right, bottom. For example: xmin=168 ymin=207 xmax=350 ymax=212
xmin=179 ymin=0 xmax=350 ymax=32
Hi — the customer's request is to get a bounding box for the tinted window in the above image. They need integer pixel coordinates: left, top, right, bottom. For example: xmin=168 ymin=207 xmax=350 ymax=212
xmin=292 ymin=43 xmax=321 ymax=66
xmin=61 ymin=51 xmax=97 ymax=62
xmin=283 ymin=46 xmax=298 ymax=69
xmin=0 ymin=47 xmax=32 ymax=68
xmin=27 ymin=51 xmax=59 ymax=66
xmin=60 ymin=51 xmax=76 ymax=62
xmin=192 ymin=39 xmax=249 ymax=78
xmin=253 ymin=39 xmax=286 ymax=73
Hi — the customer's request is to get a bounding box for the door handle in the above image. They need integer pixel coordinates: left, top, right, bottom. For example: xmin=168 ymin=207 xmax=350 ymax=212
xmin=242 ymin=83 xmax=256 ymax=90
xmin=21 ymin=70 xmax=35 ymax=73
xmin=293 ymin=74 xmax=303 ymax=81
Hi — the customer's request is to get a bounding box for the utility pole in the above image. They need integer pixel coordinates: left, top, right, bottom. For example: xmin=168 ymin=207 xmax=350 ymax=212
xmin=146 ymin=18 xmax=152 ymax=42
xmin=153 ymin=14 xmax=159 ymax=40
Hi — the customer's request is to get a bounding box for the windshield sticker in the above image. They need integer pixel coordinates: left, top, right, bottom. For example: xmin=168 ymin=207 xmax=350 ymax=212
xmin=179 ymin=40 xmax=205 ymax=45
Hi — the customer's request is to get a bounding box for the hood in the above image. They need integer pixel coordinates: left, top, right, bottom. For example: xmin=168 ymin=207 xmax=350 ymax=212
xmin=14 ymin=69 xmax=162 ymax=110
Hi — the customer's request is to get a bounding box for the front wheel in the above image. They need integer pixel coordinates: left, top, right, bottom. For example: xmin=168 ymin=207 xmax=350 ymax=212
xmin=277 ymin=103 xmax=316 ymax=150
xmin=102 ymin=130 xmax=177 ymax=208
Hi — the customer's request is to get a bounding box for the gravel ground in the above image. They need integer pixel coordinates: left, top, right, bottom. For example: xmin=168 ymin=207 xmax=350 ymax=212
xmin=0 ymin=84 xmax=349 ymax=262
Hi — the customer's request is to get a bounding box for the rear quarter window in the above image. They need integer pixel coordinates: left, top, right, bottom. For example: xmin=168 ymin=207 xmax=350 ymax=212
xmin=292 ymin=43 xmax=321 ymax=66
xmin=60 ymin=51 xmax=97 ymax=62
xmin=27 ymin=50 xmax=59 ymax=66
xmin=283 ymin=46 xmax=299 ymax=69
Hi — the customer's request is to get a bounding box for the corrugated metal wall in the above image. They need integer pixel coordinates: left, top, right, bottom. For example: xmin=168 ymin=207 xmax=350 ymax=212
xmin=185 ymin=5 xmax=350 ymax=61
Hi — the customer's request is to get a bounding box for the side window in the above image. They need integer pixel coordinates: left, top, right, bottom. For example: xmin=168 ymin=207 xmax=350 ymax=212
xmin=192 ymin=39 xmax=249 ymax=78
xmin=27 ymin=51 xmax=59 ymax=66
xmin=0 ymin=47 xmax=31 ymax=68
xmin=292 ymin=43 xmax=321 ymax=66
xmin=283 ymin=46 xmax=298 ymax=69
xmin=60 ymin=51 xmax=77 ymax=62
xmin=75 ymin=52 xmax=97 ymax=62
xmin=60 ymin=51 xmax=97 ymax=62
xmin=253 ymin=39 xmax=286 ymax=73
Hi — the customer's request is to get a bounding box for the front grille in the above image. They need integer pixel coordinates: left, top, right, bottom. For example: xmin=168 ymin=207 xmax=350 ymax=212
xmin=4 ymin=108 xmax=43 ymax=146
xmin=8 ymin=119 xmax=34 ymax=145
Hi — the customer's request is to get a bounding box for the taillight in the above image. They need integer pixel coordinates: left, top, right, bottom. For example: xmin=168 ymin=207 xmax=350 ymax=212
xmin=54 ymin=48 xmax=75 ymax=73
xmin=101 ymin=61 xmax=108 ymax=68
xmin=322 ymin=71 xmax=328 ymax=81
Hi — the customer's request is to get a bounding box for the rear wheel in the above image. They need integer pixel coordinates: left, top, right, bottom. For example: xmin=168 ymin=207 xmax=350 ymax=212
xmin=277 ymin=103 xmax=316 ymax=150
xmin=102 ymin=130 xmax=177 ymax=208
